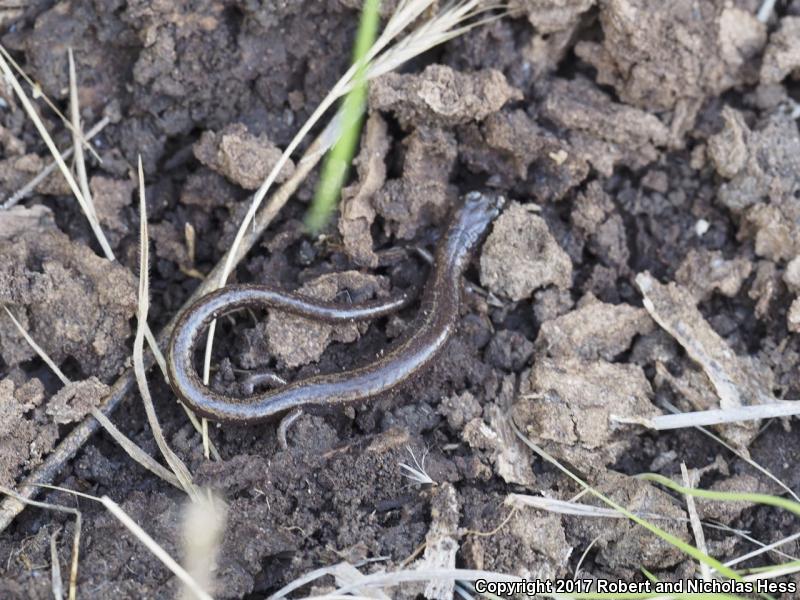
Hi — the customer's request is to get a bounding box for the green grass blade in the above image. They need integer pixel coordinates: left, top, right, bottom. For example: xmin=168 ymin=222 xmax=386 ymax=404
xmin=640 ymin=567 xmax=659 ymax=583
xmin=639 ymin=473 xmax=800 ymax=519
xmin=306 ymin=0 xmax=381 ymax=233
xmin=739 ymin=559 xmax=800 ymax=575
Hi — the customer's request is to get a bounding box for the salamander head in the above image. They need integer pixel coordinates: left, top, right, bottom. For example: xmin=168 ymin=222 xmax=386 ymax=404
xmin=453 ymin=191 xmax=505 ymax=248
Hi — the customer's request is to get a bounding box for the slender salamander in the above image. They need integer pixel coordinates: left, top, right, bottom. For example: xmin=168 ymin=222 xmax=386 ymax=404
xmin=166 ymin=191 xmax=504 ymax=423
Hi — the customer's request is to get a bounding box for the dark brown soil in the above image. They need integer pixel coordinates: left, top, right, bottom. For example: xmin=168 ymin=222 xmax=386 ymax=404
xmin=2 ymin=0 xmax=800 ymax=598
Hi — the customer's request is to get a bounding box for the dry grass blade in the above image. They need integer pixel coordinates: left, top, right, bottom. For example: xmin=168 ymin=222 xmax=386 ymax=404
xmin=649 ymin=402 xmax=800 ymax=429
xmin=268 ymin=564 xmax=353 ymax=600
xmin=574 ymin=536 xmax=600 ymax=579
xmin=135 ymin=157 xmax=199 ymax=501
xmin=226 ymin=0 xmax=484 ymax=283
xmin=2 ymin=305 xmax=69 ymax=385
xmin=40 ymin=484 xmax=217 ymax=598
xmin=681 ymin=463 xmax=711 ymax=581
xmin=510 ymin=418 xmax=741 ymax=580
xmin=42 ymin=485 xmax=214 ymax=600
xmin=506 ymin=493 xmax=629 ymax=518
xmin=0 ymin=485 xmax=80 ymax=600
xmin=741 ymin=561 xmax=800 ymax=582
xmin=0 ymin=126 xmax=290 ymax=530
xmin=141 ymin=328 xmax=220 ymax=462
xmin=321 ymin=568 xmax=523 ymax=597
xmin=757 ymin=0 xmax=777 ymax=22
xmin=0 ymin=44 xmax=101 ymax=161
xmin=89 ymin=408 xmax=182 ymax=488
xmin=3 ymin=55 xmax=210 ymax=458
xmin=506 ymin=492 xmax=760 ymax=544
xmin=398 ymin=446 xmax=434 ymax=485
xmin=68 ymin=48 xmax=97 ymax=225
xmin=724 ymin=530 xmax=800 ymax=570
xmin=0 ymin=48 xmax=114 ymax=259
xmin=365 ymin=1 xmax=492 ymax=80
xmin=6 ymin=48 xmax=216 ymax=459
xmin=50 ymin=527 xmax=64 ymax=600
xmin=1 ymin=116 xmax=110 ymax=209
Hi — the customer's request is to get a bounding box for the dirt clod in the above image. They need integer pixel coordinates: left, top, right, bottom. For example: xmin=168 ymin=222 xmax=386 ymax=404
xmin=541 ymin=77 xmax=670 ymax=174
xmin=0 ymin=219 xmax=137 ymax=380
xmin=0 ymin=377 xmax=56 ymax=486
xmin=89 ymin=176 xmax=136 ymax=245
xmin=760 ymin=16 xmax=800 ymax=84
xmin=46 ymin=377 xmax=109 ymax=425
xmin=638 ymin=272 xmax=775 ymax=453
xmin=535 ymin=293 xmax=654 ymax=361
xmin=338 ymin=113 xmax=391 ymax=267
xmin=374 ymin=126 xmax=458 ymax=240
xmin=463 ymin=497 xmax=572 ymax=580
xmin=265 ymin=271 xmax=392 ymax=368
xmin=568 ymin=471 xmax=690 ymax=569
xmin=514 ymin=357 xmax=655 ymax=473
xmin=710 ymin=109 xmax=800 ymax=262
xmin=510 ymin=0 xmax=595 ymax=34
xmin=193 ymin=123 xmax=295 ymax=190
xmin=576 ymin=1 xmax=765 ymax=144
xmin=370 ymin=65 xmax=522 ymax=128
xmin=463 ymin=376 xmax=536 ymax=486
xmin=675 ymin=249 xmax=753 ymax=301
xmin=480 ymin=201 xmax=572 ymax=300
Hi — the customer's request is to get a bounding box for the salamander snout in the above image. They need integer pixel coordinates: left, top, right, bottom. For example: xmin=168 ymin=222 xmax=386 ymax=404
xmin=455 ymin=191 xmax=506 ymax=244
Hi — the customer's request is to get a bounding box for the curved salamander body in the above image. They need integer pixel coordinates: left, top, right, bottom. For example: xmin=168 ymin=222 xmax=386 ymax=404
xmin=167 ymin=191 xmax=504 ymax=423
